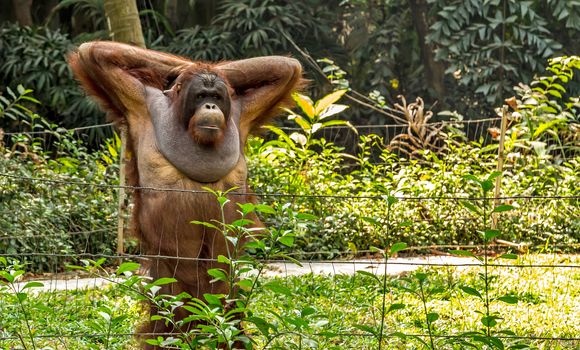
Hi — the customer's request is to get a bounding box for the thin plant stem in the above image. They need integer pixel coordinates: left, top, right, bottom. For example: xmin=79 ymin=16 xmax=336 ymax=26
xmin=10 ymin=283 xmax=37 ymax=350
xmin=483 ymin=192 xmax=491 ymax=338
xmin=419 ymin=281 xmax=435 ymax=349
xmin=378 ymin=199 xmax=392 ymax=350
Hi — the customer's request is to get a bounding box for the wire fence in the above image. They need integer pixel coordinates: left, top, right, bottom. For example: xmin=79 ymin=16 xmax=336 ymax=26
xmin=1 ymin=120 xmax=579 ymax=349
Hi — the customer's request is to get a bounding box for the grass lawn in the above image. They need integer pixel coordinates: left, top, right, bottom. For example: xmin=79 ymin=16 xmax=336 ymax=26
xmin=0 ymin=254 xmax=578 ymax=349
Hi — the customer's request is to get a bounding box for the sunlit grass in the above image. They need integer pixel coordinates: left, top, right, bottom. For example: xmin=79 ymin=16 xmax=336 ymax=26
xmin=0 ymin=254 xmax=578 ymax=349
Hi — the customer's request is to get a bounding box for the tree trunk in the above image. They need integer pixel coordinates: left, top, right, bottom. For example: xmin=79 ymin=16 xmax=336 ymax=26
xmin=102 ymin=0 xmax=145 ymax=255
xmin=12 ymin=0 xmax=33 ymax=26
xmin=408 ymin=0 xmax=446 ymax=100
xmin=103 ymin=0 xmax=145 ymax=48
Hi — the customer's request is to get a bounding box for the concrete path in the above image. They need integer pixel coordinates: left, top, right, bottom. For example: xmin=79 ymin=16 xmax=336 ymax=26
xmin=262 ymin=256 xmax=479 ymax=277
xmin=11 ymin=256 xmax=479 ymax=292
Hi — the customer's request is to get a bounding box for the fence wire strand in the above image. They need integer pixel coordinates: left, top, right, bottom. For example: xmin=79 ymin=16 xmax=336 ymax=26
xmin=1 ymin=172 xmax=578 ymax=201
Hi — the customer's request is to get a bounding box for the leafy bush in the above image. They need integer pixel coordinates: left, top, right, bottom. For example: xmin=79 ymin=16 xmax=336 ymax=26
xmin=427 ymin=0 xmax=579 ymax=108
xmin=0 ymin=23 xmax=106 ymax=143
xmin=248 ymin=63 xmax=580 ymax=255
xmin=165 ymin=0 xmax=329 ymax=62
xmin=0 ymin=86 xmax=118 ymax=272
xmin=507 ymin=56 xmax=580 ymax=159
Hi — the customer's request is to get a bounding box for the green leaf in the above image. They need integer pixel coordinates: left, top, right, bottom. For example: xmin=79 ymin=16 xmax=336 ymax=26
xmin=387 ymin=303 xmax=405 ymax=313
xmin=488 ymin=336 xmax=504 ymax=350
xmin=398 ymin=220 xmax=412 ymax=227
xmin=237 ymin=278 xmax=253 ymax=290
xmin=493 ymin=204 xmax=514 ymax=213
xmin=232 ymin=218 xmax=254 ymax=227
xmin=481 ymin=315 xmax=500 ymax=328
xmin=0 ymin=271 xmax=15 ymax=283
xmin=499 ymin=253 xmax=518 ymax=260
xmin=415 ymin=272 xmax=427 ymax=283
xmin=463 ymin=174 xmax=481 ymax=184
xmin=460 ymin=200 xmax=480 ymax=215
xmin=362 ymin=216 xmax=380 ymax=226
xmin=426 ymin=312 xmax=439 ymax=323
xmin=487 ymin=171 xmax=502 ymax=182
xmin=384 ymin=195 xmax=398 ymax=205
xmin=237 ymin=203 xmax=255 ymax=215
xmin=291 ymin=115 xmax=312 ymax=131
xmin=370 ymin=246 xmax=385 ymax=255
xmin=263 ymin=281 xmax=292 ymax=296
xmin=217 ymin=255 xmax=231 ymax=265
xmin=116 ymin=262 xmax=140 ymax=275
xmin=314 ymin=89 xmax=347 ymax=115
xmin=390 ymin=242 xmax=407 ymax=255
xmin=546 ymin=89 xmax=562 ymax=98
xmin=203 ymin=293 xmax=224 ymax=305
xmin=295 ymin=213 xmax=317 ymax=220
xmin=460 ymin=286 xmax=483 ymax=299
xmin=277 ymin=235 xmax=294 ymax=247
xmin=484 ymin=229 xmax=500 ymax=241
xmin=16 ymin=292 xmax=27 ymax=302
xmin=481 ymin=179 xmax=494 ymax=192
xmin=255 ymin=204 xmax=276 ymax=214
xmin=321 ymin=119 xmax=350 ymax=129
xmin=217 ymin=195 xmax=229 ymax=208
xmin=533 ymin=118 xmax=566 ymax=139
xmin=207 ymin=268 xmax=228 ymax=282
xmin=22 ymin=281 xmax=43 ymax=290
xmin=246 ymin=316 xmax=273 ymax=336
xmin=356 ymin=270 xmax=381 ymax=284
xmin=144 ymin=278 xmax=177 ymax=290
xmin=150 ymin=315 xmax=163 ymax=321
xmin=497 ymin=295 xmax=518 ymax=304
xmin=190 ymin=220 xmax=219 ymax=230
xmin=301 ymin=306 xmax=317 ymax=317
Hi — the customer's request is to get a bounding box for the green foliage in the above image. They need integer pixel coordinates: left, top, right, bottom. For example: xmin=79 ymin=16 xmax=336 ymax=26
xmin=165 ymin=0 xmax=326 ymax=61
xmin=0 ymin=85 xmax=41 ymax=128
xmin=0 ymin=87 xmax=118 ymax=272
xmin=248 ymin=86 xmax=579 ymax=256
xmin=0 ymin=23 xmax=106 ymax=142
xmin=47 ymin=0 xmax=107 ymax=36
xmin=427 ymin=0 xmax=578 ymax=107
xmin=447 ymin=173 xmax=528 ymax=350
xmin=508 ymin=55 xmax=580 ymax=159
xmin=341 ymin=0 xmax=422 ymax=103
xmin=2 ymin=254 xmax=579 ymax=349
xmin=167 ymin=26 xmax=238 ymax=60
xmin=213 ymin=0 xmax=320 ymax=57
xmin=0 ymin=257 xmax=141 ymax=350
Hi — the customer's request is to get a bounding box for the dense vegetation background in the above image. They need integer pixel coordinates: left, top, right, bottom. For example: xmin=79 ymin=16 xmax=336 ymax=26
xmin=1 ymin=0 xmax=579 ymax=138
xmin=0 ymin=0 xmax=578 ymax=265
